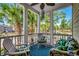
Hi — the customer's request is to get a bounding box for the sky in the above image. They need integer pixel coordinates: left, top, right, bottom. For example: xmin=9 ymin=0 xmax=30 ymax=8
xmin=54 ymin=5 xmax=72 ymax=25
xmin=62 ymin=6 xmax=72 ymax=20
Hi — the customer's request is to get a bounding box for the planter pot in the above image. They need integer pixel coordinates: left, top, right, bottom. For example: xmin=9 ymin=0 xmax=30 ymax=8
xmin=49 ymin=48 xmax=79 ymax=56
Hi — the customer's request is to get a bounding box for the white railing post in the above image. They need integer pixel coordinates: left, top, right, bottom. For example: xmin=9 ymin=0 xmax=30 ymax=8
xmin=0 ymin=39 xmax=1 ymax=55
xmin=23 ymin=7 xmax=28 ymax=44
xmin=37 ymin=14 xmax=40 ymax=43
xmin=37 ymin=14 xmax=40 ymax=33
xmin=50 ymin=11 xmax=54 ymax=45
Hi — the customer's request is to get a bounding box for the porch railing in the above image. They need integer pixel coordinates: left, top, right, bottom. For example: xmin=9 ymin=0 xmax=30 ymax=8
xmin=28 ymin=33 xmax=72 ymax=45
xmin=0 ymin=35 xmax=25 ymax=56
xmin=53 ymin=33 xmax=72 ymax=44
xmin=0 ymin=33 xmax=72 ymax=55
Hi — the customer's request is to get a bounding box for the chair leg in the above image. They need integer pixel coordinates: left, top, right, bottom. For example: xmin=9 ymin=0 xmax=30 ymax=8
xmin=25 ymin=53 xmax=27 ymax=56
xmin=27 ymin=51 xmax=30 ymax=56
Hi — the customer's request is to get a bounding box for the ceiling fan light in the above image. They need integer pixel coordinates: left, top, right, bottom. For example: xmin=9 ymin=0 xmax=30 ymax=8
xmin=40 ymin=3 xmax=45 ymax=10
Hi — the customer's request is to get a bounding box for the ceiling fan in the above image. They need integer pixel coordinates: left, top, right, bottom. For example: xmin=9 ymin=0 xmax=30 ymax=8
xmin=31 ymin=3 xmax=55 ymax=20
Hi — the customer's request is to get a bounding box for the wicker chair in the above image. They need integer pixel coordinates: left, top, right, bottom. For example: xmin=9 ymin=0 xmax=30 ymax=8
xmin=3 ymin=38 xmax=27 ymax=56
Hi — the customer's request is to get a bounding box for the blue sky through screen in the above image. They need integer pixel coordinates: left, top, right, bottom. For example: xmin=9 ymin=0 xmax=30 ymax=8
xmin=53 ymin=5 xmax=72 ymax=25
xmin=63 ymin=6 xmax=72 ymax=20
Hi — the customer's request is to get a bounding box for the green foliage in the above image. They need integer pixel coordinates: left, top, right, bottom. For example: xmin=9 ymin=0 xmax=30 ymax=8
xmin=60 ymin=19 xmax=67 ymax=29
xmin=28 ymin=9 xmax=38 ymax=32
xmin=65 ymin=39 xmax=79 ymax=50
xmin=53 ymin=10 xmax=72 ymax=33
xmin=0 ymin=3 xmax=23 ymax=25
xmin=56 ymin=38 xmax=79 ymax=51
xmin=56 ymin=38 xmax=67 ymax=51
xmin=28 ymin=9 xmax=37 ymax=26
xmin=57 ymin=39 xmax=67 ymax=46
xmin=0 ymin=48 xmax=5 ymax=53
xmin=40 ymin=14 xmax=50 ymax=32
xmin=0 ymin=12 xmax=5 ymax=19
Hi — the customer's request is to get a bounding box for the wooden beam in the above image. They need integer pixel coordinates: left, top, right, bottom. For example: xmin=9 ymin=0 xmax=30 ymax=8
xmin=37 ymin=14 xmax=40 ymax=33
xmin=21 ymin=3 xmax=40 ymax=14
xmin=50 ymin=11 xmax=54 ymax=45
xmin=46 ymin=3 xmax=72 ymax=13
xmin=0 ymin=38 xmax=1 ymax=56
xmin=23 ymin=7 xmax=28 ymax=44
xmin=52 ymin=3 xmax=72 ymax=11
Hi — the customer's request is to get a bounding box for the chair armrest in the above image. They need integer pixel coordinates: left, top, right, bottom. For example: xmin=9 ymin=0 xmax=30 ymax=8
xmin=16 ymin=44 xmax=27 ymax=46
xmin=17 ymin=47 xmax=29 ymax=51
xmin=8 ymin=50 xmax=27 ymax=55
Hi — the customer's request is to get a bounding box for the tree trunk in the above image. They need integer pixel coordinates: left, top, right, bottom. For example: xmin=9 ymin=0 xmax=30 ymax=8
xmin=14 ymin=20 xmax=22 ymax=35
xmin=29 ymin=26 xmax=33 ymax=33
xmin=14 ymin=19 xmax=22 ymax=45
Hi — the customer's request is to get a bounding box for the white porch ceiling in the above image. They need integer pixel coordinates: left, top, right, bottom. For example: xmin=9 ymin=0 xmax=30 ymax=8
xmin=27 ymin=3 xmax=72 ymax=13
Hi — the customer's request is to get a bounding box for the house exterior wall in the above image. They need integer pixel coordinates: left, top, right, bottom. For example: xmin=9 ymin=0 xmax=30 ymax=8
xmin=73 ymin=3 xmax=79 ymax=43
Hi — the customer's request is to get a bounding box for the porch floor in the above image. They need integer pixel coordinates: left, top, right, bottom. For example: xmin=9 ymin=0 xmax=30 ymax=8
xmin=30 ymin=44 xmax=53 ymax=56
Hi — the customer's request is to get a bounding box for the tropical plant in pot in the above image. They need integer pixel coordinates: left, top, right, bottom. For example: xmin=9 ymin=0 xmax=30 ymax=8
xmin=56 ymin=38 xmax=79 ymax=51
xmin=56 ymin=38 xmax=67 ymax=51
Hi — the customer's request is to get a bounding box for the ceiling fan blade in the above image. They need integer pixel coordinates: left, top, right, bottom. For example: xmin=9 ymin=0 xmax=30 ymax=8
xmin=46 ymin=3 xmax=55 ymax=6
xmin=31 ymin=3 xmax=38 ymax=6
